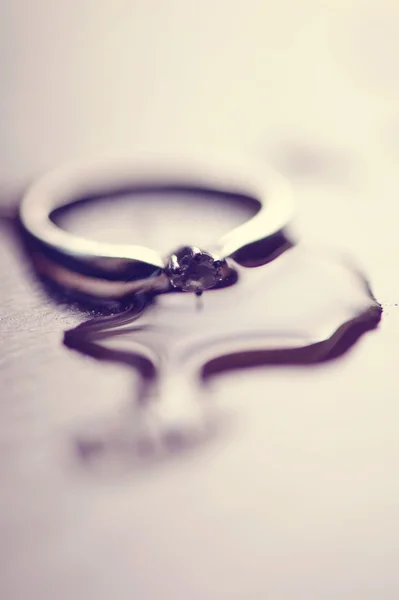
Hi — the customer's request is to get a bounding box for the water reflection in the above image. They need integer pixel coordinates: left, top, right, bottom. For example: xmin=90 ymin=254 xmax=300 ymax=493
xmin=58 ymin=244 xmax=381 ymax=473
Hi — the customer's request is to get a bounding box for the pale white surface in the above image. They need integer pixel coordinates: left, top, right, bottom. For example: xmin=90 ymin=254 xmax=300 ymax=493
xmin=1 ymin=2 xmax=399 ymax=599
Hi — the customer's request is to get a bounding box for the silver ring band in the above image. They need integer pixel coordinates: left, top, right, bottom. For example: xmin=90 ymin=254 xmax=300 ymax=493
xmin=20 ymin=152 xmax=293 ymax=294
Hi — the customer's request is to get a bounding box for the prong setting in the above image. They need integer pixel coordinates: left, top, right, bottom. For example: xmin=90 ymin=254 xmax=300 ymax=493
xmin=169 ymin=254 xmax=182 ymax=275
xmin=165 ymin=246 xmax=229 ymax=293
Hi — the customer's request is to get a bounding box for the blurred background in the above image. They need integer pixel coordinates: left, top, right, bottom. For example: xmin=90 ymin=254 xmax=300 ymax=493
xmin=1 ymin=2 xmax=399 ymax=599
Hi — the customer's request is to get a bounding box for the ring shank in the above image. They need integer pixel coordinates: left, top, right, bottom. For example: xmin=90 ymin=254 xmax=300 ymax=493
xmin=20 ymin=152 xmax=293 ymax=281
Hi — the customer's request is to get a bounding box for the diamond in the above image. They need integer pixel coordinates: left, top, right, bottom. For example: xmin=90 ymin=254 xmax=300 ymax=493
xmin=166 ymin=246 xmax=229 ymax=293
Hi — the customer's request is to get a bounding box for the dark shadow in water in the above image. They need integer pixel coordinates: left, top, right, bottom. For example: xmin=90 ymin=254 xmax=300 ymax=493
xmin=232 ymin=231 xmax=294 ymax=267
xmin=202 ymin=308 xmax=381 ymax=375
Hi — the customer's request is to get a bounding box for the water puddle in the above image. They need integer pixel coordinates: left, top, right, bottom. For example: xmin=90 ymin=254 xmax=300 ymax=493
xmin=59 ymin=243 xmax=381 ymax=472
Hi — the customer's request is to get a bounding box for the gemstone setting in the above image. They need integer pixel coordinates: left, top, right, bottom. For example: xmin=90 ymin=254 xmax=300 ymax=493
xmin=166 ymin=246 xmax=229 ymax=294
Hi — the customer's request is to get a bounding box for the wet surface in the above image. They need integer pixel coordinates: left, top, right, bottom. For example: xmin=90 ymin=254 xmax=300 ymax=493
xmin=59 ymin=244 xmax=381 ymax=471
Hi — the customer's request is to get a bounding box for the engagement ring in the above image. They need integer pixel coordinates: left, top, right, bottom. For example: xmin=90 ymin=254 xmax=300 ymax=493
xmin=20 ymin=152 xmax=293 ymax=295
